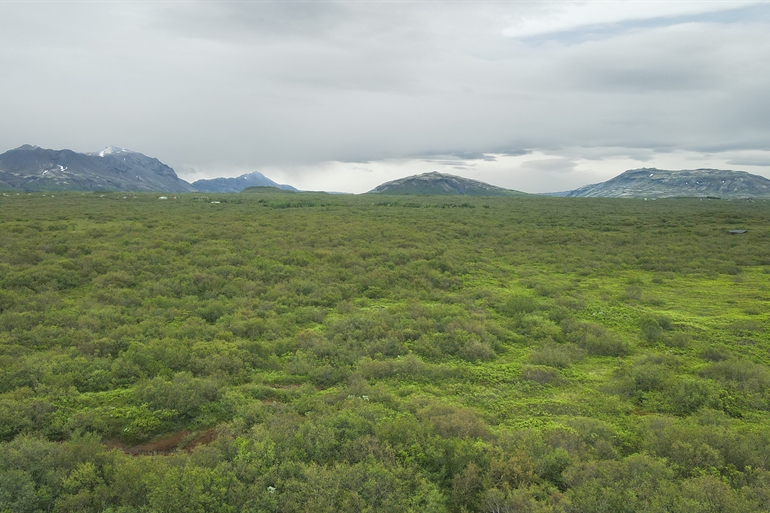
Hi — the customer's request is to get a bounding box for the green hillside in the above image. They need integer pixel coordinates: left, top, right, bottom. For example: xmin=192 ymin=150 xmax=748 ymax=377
xmin=1 ymin=192 xmax=769 ymax=512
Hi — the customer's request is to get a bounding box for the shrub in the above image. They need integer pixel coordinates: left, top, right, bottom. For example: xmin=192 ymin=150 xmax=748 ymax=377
xmin=134 ymin=372 xmax=220 ymax=417
xmin=499 ymin=296 xmax=538 ymax=317
xmin=666 ymin=332 xmax=691 ymax=348
xmin=563 ymin=320 xmax=630 ymax=357
xmin=456 ymin=332 xmax=496 ymax=362
xmin=529 ymin=342 xmax=584 ymax=368
xmin=699 ymin=346 xmax=731 ymax=362
xmin=631 ymin=363 xmax=672 ymax=393
xmin=728 ymin=320 xmax=763 ymax=336
xmin=564 ymin=454 xmax=678 ymax=513
xmin=418 ymin=405 xmax=490 ymax=440
xmin=666 ymin=379 xmax=720 ymax=415
xmin=700 ymin=358 xmax=770 ymax=394
xmin=520 ymin=365 xmax=564 ymax=386
xmin=682 ymin=474 xmax=757 ymax=512
xmin=640 ymin=315 xmax=664 ymax=343
xmin=624 ymin=285 xmax=643 ymax=302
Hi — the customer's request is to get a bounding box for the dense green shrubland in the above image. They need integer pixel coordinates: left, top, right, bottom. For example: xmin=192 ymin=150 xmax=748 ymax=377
xmin=0 ymin=192 xmax=769 ymax=512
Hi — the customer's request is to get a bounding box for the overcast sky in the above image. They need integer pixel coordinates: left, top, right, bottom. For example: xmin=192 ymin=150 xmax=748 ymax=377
xmin=2 ymin=0 xmax=770 ymax=193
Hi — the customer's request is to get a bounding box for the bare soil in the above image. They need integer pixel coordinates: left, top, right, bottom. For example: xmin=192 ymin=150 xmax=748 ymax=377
xmin=105 ymin=428 xmax=217 ymax=455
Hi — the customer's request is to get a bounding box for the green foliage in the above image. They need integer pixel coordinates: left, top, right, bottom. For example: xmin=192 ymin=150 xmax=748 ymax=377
xmin=529 ymin=342 xmax=585 ymax=369
xmin=640 ymin=315 xmax=665 ymax=342
xmin=0 ymin=192 xmax=769 ymax=511
xmin=562 ymin=319 xmax=631 ymax=357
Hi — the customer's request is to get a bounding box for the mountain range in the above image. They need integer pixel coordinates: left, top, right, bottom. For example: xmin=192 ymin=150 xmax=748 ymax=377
xmin=3 ymin=145 xmax=770 ymax=199
xmin=369 ymin=168 xmax=770 ymax=199
xmin=0 ymin=145 xmax=298 ymax=194
xmin=0 ymin=145 xmax=196 ymax=192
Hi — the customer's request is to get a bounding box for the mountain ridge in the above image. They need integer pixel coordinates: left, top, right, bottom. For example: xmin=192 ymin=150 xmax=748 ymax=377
xmin=559 ymin=168 xmax=770 ymax=199
xmin=192 ymin=171 xmax=298 ymax=193
xmin=0 ymin=145 xmax=196 ymax=192
xmin=368 ymin=171 xmax=524 ymax=196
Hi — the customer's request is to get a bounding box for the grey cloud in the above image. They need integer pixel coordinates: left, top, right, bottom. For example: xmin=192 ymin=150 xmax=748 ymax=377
xmin=497 ymin=149 xmax=533 ymax=157
xmin=157 ymin=2 xmax=348 ymax=41
xmin=423 ymin=160 xmax=477 ymax=167
xmin=419 ymin=149 xmax=531 ymax=163
xmin=727 ymin=158 xmax=770 ymax=167
xmin=0 ymin=1 xmax=768 ymax=192
xmin=554 ymin=26 xmax=748 ymax=93
xmin=419 ymin=151 xmax=499 ymax=164
xmin=521 ymin=158 xmax=578 ymax=174
xmin=556 ymin=147 xmax=657 ymax=162
xmin=448 ymin=151 xmax=497 ymax=161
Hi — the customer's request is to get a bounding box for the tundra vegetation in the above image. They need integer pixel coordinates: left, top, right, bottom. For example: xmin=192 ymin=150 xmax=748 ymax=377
xmin=0 ymin=191 xmax=769 ymax=512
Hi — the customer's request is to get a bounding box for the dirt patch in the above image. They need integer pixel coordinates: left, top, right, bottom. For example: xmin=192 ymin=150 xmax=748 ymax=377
xmin=184 ymin=428 xmax=217 ymax=451
xmin=105 ymin=428 xmax=217 ymax=456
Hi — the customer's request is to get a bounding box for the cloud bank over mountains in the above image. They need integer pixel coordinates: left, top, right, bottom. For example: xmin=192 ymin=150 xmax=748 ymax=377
xmin=1 ymin=1 xmax=768 ymax=193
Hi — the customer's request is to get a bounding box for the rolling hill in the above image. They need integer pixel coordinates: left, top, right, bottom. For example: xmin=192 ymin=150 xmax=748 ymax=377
xmin=368 ymin=171 xmax=524 ymax=196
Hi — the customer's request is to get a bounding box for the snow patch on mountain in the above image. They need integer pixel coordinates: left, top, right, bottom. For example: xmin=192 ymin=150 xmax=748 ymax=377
xmin=92 ymin=146 xmax=136 ymax=158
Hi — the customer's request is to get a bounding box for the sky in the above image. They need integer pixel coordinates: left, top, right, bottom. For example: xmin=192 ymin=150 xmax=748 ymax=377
xmin=1 ymin=0 xmax=770 ymax=193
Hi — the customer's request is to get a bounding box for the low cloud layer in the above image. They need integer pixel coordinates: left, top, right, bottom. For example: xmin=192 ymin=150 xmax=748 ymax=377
xmin=1 ymin=1 xmax=768 ymax=192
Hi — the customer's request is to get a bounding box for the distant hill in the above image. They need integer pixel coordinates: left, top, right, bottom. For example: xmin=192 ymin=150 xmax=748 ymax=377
xmin=241 ymin=186 xmax=296 ymax=194
xmin=561 ymin=168 xmax=770 ymax=199
xmin=368 ymin=172 xmax=524 ymax=196
xmin=0 ymin=145 xmax=196 ymax=192
xmin=193 ymin=171 xmax=298 ymax=193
